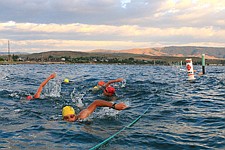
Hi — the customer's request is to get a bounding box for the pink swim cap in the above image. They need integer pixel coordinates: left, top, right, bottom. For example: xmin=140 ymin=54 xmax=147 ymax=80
xmin=26 ymin=95 xmax=33 ymax=100
xmin=105 ymin=87 xmax=115 ymax=94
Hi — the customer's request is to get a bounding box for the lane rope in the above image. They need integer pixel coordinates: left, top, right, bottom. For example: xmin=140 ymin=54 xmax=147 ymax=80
xmin=89 ymin=105 xmax=151 ymax=150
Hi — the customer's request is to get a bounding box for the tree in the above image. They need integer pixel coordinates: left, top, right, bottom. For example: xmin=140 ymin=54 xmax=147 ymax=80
xmin=12 ymin=54 xmax=19 ymax=61
xmin=0 ymin=57 xmax=4 ymax=61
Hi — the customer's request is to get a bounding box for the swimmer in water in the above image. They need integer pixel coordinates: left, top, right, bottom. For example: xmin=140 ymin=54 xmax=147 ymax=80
xmin=97 ymin=78 xmax=123 ymax=97
xmin=62 ymin=100 xmax=127 ymax=122
xmin=26 ymin=73 xmax=56 ymax=100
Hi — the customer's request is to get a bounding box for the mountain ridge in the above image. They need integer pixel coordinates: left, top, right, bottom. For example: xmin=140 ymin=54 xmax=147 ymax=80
xmin=89 ymin=46 xmax=225 ymax=59
xmin=1 ymin=46 xmax=225 ymax=59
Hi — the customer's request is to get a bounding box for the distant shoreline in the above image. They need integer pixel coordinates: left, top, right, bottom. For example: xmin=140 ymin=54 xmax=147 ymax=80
xmin=1 ymin=61 xmax=225 ymax=66
xmin=1 ymin=48 xmax=225 ymax=66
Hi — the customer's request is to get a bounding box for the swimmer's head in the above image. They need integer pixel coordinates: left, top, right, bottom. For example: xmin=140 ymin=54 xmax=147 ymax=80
xmin=105 ymin=86 xmax=115 ymax=94
xmin=26 ymin=95 xmax=33 ymax=100
xmin=62 ymin=106 xmax=76 ymax=122
xmin=93 ymin=86 xmax=100 ymax=90
xmin=64 ymin=78 xmax=69 ymax=83
xmin=98 ymin=80 xmax=105 ymax=86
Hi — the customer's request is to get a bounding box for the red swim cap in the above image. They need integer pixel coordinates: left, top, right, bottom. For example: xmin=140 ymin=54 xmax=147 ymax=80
xmin=26 ymin=95 xmax=33 ymax=100
xmin=98 ymin=81 xmax=105 ymax=86
xmin=105 ymin=87 xmax=115 ymax=94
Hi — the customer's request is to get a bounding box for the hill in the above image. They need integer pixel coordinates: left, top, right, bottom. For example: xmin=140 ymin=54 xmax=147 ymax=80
xmin=9 ymin=50 xmax=224 ymax=66
xmin=89 ymin=48 xmax=166 ymax=56
xmin=90 ymin=46 xmax=225 ymax=59
xmin=1 ymin=46 xmax=225 ymax=65
xmin=161 ymin=46 xmax=225 ymax=59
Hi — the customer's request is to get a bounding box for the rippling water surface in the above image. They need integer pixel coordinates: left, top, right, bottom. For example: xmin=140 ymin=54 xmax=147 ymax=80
xmin=0 ymin=64 xmax=225 ymax=150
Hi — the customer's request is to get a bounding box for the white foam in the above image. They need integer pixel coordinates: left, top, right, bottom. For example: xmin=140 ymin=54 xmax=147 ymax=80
xmin=70 ymin=87 xmax=84 ymax=108
xmin=95 ymin=107 xmax=120 ymax=119
xmin=44 ymin=80 xmax=61 ymax=97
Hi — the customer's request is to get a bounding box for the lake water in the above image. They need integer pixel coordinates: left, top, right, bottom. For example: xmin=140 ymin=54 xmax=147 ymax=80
xmin=0 ymin=64 xmax=225 ymax=150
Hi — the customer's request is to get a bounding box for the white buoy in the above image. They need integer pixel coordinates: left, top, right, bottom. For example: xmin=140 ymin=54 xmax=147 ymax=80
xmin=185 ymin=58 xmax=195 ymax=81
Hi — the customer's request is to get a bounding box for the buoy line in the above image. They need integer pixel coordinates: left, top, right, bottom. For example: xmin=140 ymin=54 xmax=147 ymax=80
xmin=89 ymin=105 xmax=151 ymax=150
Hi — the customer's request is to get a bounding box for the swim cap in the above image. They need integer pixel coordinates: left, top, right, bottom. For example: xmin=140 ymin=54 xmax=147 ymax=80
xmin=98 ymin=80 xmax=105 ymax=86
xmin=93 ymin=86 xmax=100 ymax=89
xmin=64 ymin=78 xmax=69 ymax=83
xmin=106 ymin=86 xmax=115 ymax=94
xmin=26 ymin=95 xmax=33 ymax=100
xmin=62 ymin=106 xmax=75 ymax=117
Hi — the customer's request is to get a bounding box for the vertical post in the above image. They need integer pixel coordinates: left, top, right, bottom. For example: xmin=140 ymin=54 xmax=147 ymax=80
xmin=202 ymin=54 xmax=205 ymax=74
xmin=8 ymin=40 xmax=11 ymax=62
xmin=186 ymin=58 xmax=195 ymax=81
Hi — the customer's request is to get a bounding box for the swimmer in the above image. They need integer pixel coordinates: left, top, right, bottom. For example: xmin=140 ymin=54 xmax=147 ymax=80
xmin=26 ymin=73 xmax=56 ymax=100
xmin=97 ymin=78 xmax=123 ymax=97
xmin=62 ymin=100 xmax=127 ymax=122
xmin=64 ymin=78 xmax=70 ymax=83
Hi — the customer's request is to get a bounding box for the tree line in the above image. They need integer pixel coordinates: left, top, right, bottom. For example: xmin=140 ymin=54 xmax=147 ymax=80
xmin=1 ymin=54 xmax=225 ymax=65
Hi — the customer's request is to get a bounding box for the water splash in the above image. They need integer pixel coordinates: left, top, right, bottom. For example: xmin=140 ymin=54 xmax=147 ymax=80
xmin=70 ymin=87 xmax=84 ymax=108
xmin=111 ymin=79 xmax=126 ymax=88
xmin=121 ymin=79 xmax=126 ymax=88
xmin=94 ymin=107 xmax=120 ymax=119
xmin=44 ymin=80 xmax=61 ymax=97
xmin=9 ymin=92 xmax=20 ymax=99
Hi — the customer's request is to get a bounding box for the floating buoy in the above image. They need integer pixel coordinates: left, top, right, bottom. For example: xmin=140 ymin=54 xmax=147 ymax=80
xmin=185 ymin=58 xmax=195 ymax=81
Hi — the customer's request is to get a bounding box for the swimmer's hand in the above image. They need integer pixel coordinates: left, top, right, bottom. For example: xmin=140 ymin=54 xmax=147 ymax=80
xmin=115 ymin=103 xmax=127 ymax=110
xmin=50 ymin=73 xmax=56 ymax=79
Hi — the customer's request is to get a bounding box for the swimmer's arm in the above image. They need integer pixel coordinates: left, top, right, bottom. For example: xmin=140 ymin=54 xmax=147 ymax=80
xmin=33 ymin=73 xmax=56 ymax=98
xmin=105 ymin=78 xmax=123 ymax=87
xmin=77 ymin=100 xmax=127 ymax=119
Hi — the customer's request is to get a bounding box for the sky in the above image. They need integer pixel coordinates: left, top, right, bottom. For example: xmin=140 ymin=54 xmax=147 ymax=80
xmin=0 ymin=0 xmax=225 ymax=53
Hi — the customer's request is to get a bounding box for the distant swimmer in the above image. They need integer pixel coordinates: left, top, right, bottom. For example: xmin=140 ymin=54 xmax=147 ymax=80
xmin=62 ymin=100 xmax=127 ymax=122
xmin=26 ymin=73 xmax=56 ymax=100
xmin=95 ymin=78 xmax=123 ymax=98
xmin=63 ymin=78 xmax=70 ymax=84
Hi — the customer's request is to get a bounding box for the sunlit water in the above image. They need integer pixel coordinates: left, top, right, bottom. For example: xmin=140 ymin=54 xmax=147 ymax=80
xmin=0 ymin=64 xmax=225 ymax=150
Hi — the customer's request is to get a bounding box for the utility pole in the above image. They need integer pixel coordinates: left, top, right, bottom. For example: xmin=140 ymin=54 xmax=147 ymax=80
xmin=8 ymin=40 xmax=11 ymax=62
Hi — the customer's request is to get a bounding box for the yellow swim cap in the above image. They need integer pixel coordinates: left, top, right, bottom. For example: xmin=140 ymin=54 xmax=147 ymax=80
xmin=62 ymin=106 xmax=75 ymax=117
xmin=93 ymin=86 xmax=99 ymax=89
xmin=92 ymin=86 xmax=100 ymax=92
xmin=64 ymin=78 xmax=69 ymax=83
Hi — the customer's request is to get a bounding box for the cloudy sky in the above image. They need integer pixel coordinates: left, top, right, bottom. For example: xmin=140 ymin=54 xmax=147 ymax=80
xmin=0 ymin=0 xmax=225 ymax=53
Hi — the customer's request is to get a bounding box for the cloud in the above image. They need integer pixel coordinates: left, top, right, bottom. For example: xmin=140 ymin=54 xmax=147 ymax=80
xmin=1 ymin=20 xmax=225 ymax=53
xmin=1 ymin=21 xmax=225 ymax=38
xmin=0 ymin=39 xmax=154 ymax=52
xmin=121 ymin=0 xmax=131 ymax=9
xmin=0 ymin=0 xmax=225 ymax=52
xmin=155 ymin=0 xmax=225 ymax=27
